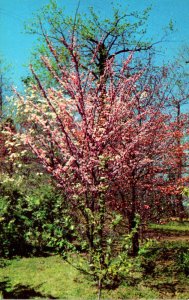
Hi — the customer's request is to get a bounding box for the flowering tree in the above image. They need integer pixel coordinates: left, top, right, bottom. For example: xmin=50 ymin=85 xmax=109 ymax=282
xmin=0 ymin=118 xmax=17 ymax=177
xmin=13 ymin=34 xmax=188 ymax=293
xmin=167 ymin=65 xmax=189 ymax=218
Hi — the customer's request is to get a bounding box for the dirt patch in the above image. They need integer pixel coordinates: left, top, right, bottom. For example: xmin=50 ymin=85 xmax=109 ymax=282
xmin=144 ymin=229 xmax=189 ymax=242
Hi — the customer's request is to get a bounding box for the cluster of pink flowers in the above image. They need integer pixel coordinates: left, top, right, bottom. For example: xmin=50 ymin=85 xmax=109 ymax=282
xmin=15 ymin=39 xmax=189 ymax=221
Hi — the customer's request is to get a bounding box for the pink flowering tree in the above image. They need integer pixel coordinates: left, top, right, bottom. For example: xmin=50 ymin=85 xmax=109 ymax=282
xmin=14 ymin=36 xmax=187 ymax=292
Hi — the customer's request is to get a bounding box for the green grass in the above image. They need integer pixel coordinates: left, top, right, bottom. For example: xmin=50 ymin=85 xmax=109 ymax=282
xmin=1 ymin=250 xmax=189 ymax=299
xmin=0 ymin=256 xmax=97 ymax=299
xmin=1 ymin=238 xmax=189 ymax=299
xmin=149 ymin=221 xmax=189 ymax=232
xmin=0 ymin=255 xmax=160 ymax=299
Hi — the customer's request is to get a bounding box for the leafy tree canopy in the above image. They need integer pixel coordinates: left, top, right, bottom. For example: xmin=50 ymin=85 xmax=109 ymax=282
xmin=24 ymin=0 xmax=162 ymax=85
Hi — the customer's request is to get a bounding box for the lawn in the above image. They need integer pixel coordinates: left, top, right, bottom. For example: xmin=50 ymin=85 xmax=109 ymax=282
xmin=0 ymin=255 xmax=159 ymax=299
xmin=1 ymin=220 xmax=189 ymax=299
xmin=150 ymin=220 xmax=189 ymax=232
xmin=1 ymin=241 xmax=189 ymax=299
xmin=0 ymin=256 xmax=97 ymax=299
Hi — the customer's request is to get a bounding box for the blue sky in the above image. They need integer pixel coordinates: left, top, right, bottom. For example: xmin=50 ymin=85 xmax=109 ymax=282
xmin=0 ymin=0 xmax=189 ymax=89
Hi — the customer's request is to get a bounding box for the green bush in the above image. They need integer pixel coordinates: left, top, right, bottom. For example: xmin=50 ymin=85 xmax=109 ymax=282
xmin=0 ymin=190 xmax=30 ymax=257
xmin=138 ymin=240 xmax=159 ymax=276
xmin=177 ymin=249 xmax=189 ymax=276
xmin=0 ymin=175 xmax=73 ymax=258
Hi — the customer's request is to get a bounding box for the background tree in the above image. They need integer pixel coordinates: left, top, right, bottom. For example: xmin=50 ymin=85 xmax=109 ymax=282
xmin=163 ymin=62 xmax=189 ymax=219
xmin=0 ymin=56 xmax=13 ymax=120
xmin=25 ymin=0 xmax=170 ymax=87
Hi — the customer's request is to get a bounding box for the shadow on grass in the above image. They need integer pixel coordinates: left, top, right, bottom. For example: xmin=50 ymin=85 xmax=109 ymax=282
xmin=0 ymin=278 xmax=56 ymax=299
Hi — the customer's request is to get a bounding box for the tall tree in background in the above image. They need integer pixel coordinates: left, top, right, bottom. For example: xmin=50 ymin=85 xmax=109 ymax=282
xmin=167 ymin=64 xmax=189 ymax=218
xmin=0 ymin=58 xmax=14 ymax=178
xmin=25 ymin=0 xmax=168 ymax=85
xmin=0 ymin=57 xmax=12 ymax=119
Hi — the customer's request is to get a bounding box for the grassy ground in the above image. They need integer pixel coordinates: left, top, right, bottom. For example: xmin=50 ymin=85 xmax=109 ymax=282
xmin=1 ymin=220 xmax=189 ymax=299
xmin=0 ymin=255 xmax=159 ymax=300
xmin=0 ymin=255 xmax=160 ymax=299
xmin=0 ymin=256 xmax=97 ymax=299
xmin=150 ymin=220 xmax=189 ymax=232
xmin=1 ymin=244 xmax=189 ymax=299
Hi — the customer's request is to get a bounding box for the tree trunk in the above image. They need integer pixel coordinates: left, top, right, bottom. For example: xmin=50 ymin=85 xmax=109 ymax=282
xmin=176 ymin=102 xmax=185 ymax=220
xmin=128 ymin=185 xmax=139 ymax=256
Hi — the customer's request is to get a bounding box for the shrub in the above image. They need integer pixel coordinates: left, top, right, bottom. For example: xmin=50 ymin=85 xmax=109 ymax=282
xmin=0 ymin=174 xmax=70 ymax=257
xmin=177 ymin=249 xmax=189 ymax=276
